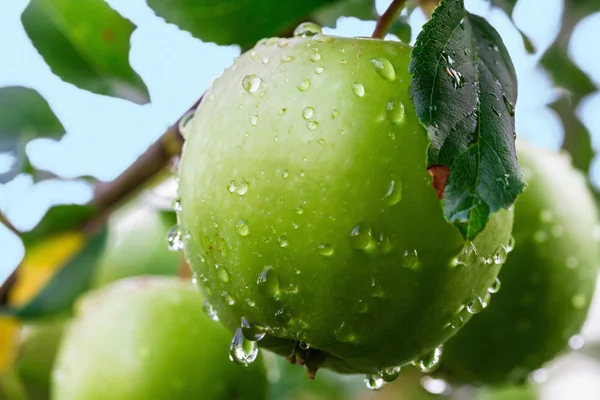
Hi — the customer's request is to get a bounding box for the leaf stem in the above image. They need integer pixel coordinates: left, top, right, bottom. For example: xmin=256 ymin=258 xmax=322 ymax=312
xmin=0 ymin=211 xmax=20 ymax=237
xmin=372 ymin=0 xmax=408 ymax=39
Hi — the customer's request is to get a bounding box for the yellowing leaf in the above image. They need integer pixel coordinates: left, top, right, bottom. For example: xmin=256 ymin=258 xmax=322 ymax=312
xmin=9 ymin=232 xmax=84 ymax=306
xmin=0 ymin=317 xmax=20 ymax=375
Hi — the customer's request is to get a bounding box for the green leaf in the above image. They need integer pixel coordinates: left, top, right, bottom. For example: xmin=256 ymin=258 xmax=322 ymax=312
xmin=21 ymin=0 xmax=149 ymax=103
xmin=409 ymin=0 xmax=525 ymax=240
xmin=20 ymin=205 xmax=97 ymax=248
xmin=313 ymin=0 xmax=376 ymax=27
xmin=0 ymin=87 xmax=65 ymax=184
xmin=146 ymin=0 xmax=339 ymax=49
xmin=11 ymin=230 xmax=108 ymax=320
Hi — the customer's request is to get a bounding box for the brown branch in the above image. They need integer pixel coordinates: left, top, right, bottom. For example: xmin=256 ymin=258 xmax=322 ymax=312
xmin=0 ymin=211 xmax=20 ymax=237
xmin=372 ymin=0 xmax=408 ymax=39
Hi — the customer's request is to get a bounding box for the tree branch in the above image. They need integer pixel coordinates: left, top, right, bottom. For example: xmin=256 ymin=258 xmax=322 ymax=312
xmin=372 ymin=0 xmax=407 ymax=39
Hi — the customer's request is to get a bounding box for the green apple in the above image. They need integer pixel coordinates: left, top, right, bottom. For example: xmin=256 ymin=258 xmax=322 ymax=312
xmin=439 ymin=139 xmax=600 ymax=384
xmin=92 ymin=204 xmax=180 ymax=287
xmin=52 ymin=277 xmax=268 ymax=400
xmin=177 ymin=26 xmax=514 ymax=378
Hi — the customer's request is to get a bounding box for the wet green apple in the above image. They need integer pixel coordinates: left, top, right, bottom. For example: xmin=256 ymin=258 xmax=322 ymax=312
xmin=177 ymin=25 xmax=514 ymax=378
xmin=439 ymin=139 xmax=600 ymax=384
xmin=92 ymin=204 xmax=180 ymax=287
xmin=52 ymin=277 xmax=267 ymax=400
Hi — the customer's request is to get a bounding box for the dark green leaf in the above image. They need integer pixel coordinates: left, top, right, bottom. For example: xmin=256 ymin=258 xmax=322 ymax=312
xmin=146 ymin=0 xmax=339 ymax=48
xmin=0 ymin=87 xmax=65 ymax=184
xmin=20 ymin=205 xmax=97 ymax=248
xmin=10 ymin=230 xmax=107 ymax=319
xmin=21 ymin=0 xmax=149 ymax=103
xmin=409 ymin=0 xmax=525 ymax=240
xmin=313 ymin=0 xmax=376 ymax=27
xmin=389 ymin=15 xmax=412 ymax=44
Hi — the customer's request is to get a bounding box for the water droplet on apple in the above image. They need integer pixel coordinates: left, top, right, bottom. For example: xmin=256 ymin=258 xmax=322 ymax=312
xmin=278 ymin=235 xmax=289 ymax=247
xmin=311 ymin=33 xmax=332 ymax=43
xmin=336 ymin=321 xmax=357 ymax=342
xmin=280 ymin=55 xmax=294 ymax=63
xmin=166 ymin=225 xmax=185 ymax=251
xmin=488 ymin=277 xmax=501 ymax=293
xmin=493 ymin=245 xmax=507 ymax=264
xmin=364 ymin=374 xmax=386 ymax=390
xmin=221 ymin=291 xmax=235 ymax=305
xmin=314 ymin=66 xmax=324 ymax=74
xmin=370 ymin=57 xmax=396 ymax=81
xmin=306 ymin=121 xmax=318 ymax=130
xmin=302 ymin=107 xmax=314 ymax=119
xmin=401 ymin=249 xmax=420 ymax=269
xmin=349 ymin=223 xmax=377 ymax=253
xmin=506 ymin=235 xmax=516 ymax=252
xmin=318 ymin=243 xmax=335 ymax=256
xmin=216 ymin=263 xmax=230 ymax=283
xmin=309 ymin=51 xmax=321 ymax=62
xmin=202 ymin=300 xmax=219 ymax=321
xmin=458 ymin=241 xmax=478 ymax=266
xmin=236 ymin=219 xmax=250 ymax=236
xmin=317 ymin=138 xmax=326 ymax=145
xmin=277 ymin=38 xmax=288 ymax=47
xmin=351 ymin=83 xmax=365 ymax=97
xmin=250 ymin=115 xmax=258 ymax=126
xmin=378 ymin=366 xmax=401 ymax=383
xmin=236 ymin=179 xmax=249 ymax=195
xmin=386 ymin=100 xmax=405 ymax=125
xmin=293 ymin=22 xmax=322 ymax=37
xmin=295 ymin=206 xmax=304 ymax=214
xmin=171 ymin=197 xmax=182 ymax=212
xmin=257 ymin=266 xmax=280 ymax=298
xmin=242 ymin=74 xmax=261 ymax=93
xmin=340 ymin=59 xmax=348 ymax=65
xmin=382 ymin=180 xmax=402 ymax=205
xmin=298 ymin=341 xmax=310 ymax=350
xmin=412 ymin=345 xmax=443 ymax=373
xmin=467 ymin=297 xmax=484 ymax=314
xmin=297 ymin=79 xmax=311 ymax=91
xmin=229 ymin=328 xmax=258 ymax=366
xmin=241 ymin=317 xmax=266 ymax=341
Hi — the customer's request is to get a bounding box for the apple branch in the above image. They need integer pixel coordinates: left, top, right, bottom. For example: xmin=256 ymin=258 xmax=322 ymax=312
xmin=372 ymin=0 xmax=408 ymax=39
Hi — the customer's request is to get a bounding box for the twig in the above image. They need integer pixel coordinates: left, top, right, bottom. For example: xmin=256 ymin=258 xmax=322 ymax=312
xmin=372 ymin=0 xmax=408 ymax=39
xmin=0 ymin=211 xmax=19 ymax=237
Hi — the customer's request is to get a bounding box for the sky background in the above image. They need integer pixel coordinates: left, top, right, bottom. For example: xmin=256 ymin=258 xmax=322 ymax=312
xmin=1 ymin=0 xmax=600 ymax=394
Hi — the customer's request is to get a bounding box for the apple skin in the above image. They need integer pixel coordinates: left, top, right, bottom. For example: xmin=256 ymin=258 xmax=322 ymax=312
xmin=439 ymin=139 xmax=600 ymax=384
xmin=52 ymin=277 xmax=267 ymax=400
xmin=92 ymin=204 xmax=180 ymax=287
xmin=177 ymin=33 xmax=514 ymax=374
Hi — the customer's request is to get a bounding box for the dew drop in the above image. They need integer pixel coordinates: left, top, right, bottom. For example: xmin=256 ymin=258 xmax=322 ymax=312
xmin=293 ymin=22 xmax=322 ymax=37
xmin=166 ymin=225 xmax=185 ymax=251
xmin=349 ymin=223 xmax=377 ymax=254
xmin=412 ymin=345 xmax=444 ymax=373
xmin=351 ymin=83 xmax=365 ymax=97
xmin=257 ymin=266 xmax=280 ymax=298
xmin=502 ymin=93 xmax=515 ymax=116
xmin=216 ymin=264 xmax=230 ymax=283
xmin=246 ymin=298 xmax=256 ymax=307
xmin=171 ymin=197 xmax=182 ymax=212
xmin=312 ymin=33 xmax=333 ymax=43
xmin=299 ymin=341 xmax=310 ymax=350
xmin=450 ymin=313 xmax=465 ymax=330
xmin=331 ymin=109 xmax=339 ymax=119
xmin=241 ymin=316 xmax=266 ymax=341
xmin=242 ymin=74 xmax=261 ymax=93
xmin=202 ymin=299 xmax=219 ymax=321
xmin=278 ymin=235 xmax=289 ymax=247
xmin=569 ymin=334 xmax=585 ymax=350
xmin=488 ymin=277 xmax=501 ymax=293
xmin=364 ymin=374 xmax=386 ymax=391
xmin=371 ymin=278 xmax=384 ymax=298
xmin=281 ymin=169 xmax=289 ymax=178
xmin=309 ymin=51 xmax=321 ymax=62
xmin=467 ymin=297 xmax=484 ymax=314
xmin=302 ymin=107 xmax=314 ymax=119
xmin=229 ymin=328 xmax=258 ymax=366
xmin=336 ymin=321 xmax=356 ymax=342
xmin=506 ymin=235 xmax=516 ymax=252
xmin=401 ymin=249 xmax=420 ymax=270
xmin=297 ymin=79 xmax=311 ymax=91
xmin=236 ymin=220 xmax=250 ymax=236
xmin=236 ymin=179 xmax=249 ymax=195
xmin=458 ymin=242 xmax=477 ymax=266
xmin=317 ymin=138 xmax=326 ymax=145
xmin=280 ymin=55 xmax=294 ymax=63
xmin=493 ymin=245 xmax=508 ymax=264
xmin=378 ymin=366 xmax=402 ymax=383
xmin=306 ymin=121 xmax=318 ymax=130
xmin=382 ymin=180 xmax=403 ymax=205
xmin=445 ymin=67 xmax=465 ymax=89
xmin=250 ymin=115 xmax=258 ymax=126
xmin=340 ymin=59 xmax=348 ymax=65
xmin=492 ymin=105 xmax=501 ymax=116
xmin=277 ymin=38 xmax=289 ymax=47
xmin=318 ymin=243 xmax=335 ymax=256
xmin=314 ymin=66 xmax=324 ymax=74
xmin=370 ymin=57 xmax=396 ymax=81
xmin=295 ymin=206 xmax=304 ymax=214
xmin=386 ymin=100 xmax=405 ymax=125
xmin=221 ymin=291 xmax=235 ymax=306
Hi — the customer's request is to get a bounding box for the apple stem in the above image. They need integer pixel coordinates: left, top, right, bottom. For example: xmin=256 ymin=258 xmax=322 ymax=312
xmin=372 ymin=0 xmax=408 ymax=39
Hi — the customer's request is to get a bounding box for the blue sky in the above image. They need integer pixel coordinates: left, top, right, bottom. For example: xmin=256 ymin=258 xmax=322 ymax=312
xmin=0 ymin=0 xmax=599 ymax=283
